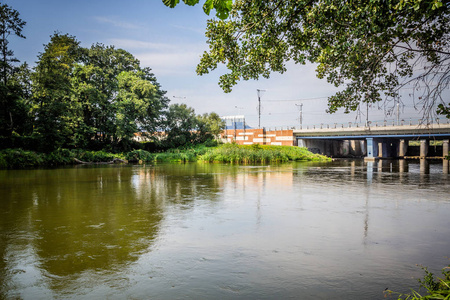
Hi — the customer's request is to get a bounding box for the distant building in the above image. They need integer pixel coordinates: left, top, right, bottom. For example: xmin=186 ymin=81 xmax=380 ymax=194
xmin=220 ymin=115 xmax=251 ymax=130
xmin=220 ymin=115 xmax=296 ymax=146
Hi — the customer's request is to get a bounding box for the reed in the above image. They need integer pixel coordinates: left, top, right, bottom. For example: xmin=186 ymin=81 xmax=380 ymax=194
xmin=199 ymin=144 xmax=330 ymax=163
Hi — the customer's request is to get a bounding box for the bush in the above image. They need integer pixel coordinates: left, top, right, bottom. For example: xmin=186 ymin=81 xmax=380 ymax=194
xmin=0 ymin=148 xmax=44 ymax=169
xmin=125 ymin=150 xmax=154 ymax=162
xmin=44 ymin=148 xmax=76 ymax=166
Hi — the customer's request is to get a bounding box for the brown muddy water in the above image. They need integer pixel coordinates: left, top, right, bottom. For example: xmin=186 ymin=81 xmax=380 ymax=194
xmin=0 ymin=159 xmax=449 ymax=299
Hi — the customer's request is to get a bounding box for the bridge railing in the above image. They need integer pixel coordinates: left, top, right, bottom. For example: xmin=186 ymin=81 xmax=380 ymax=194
xmin=267 ymin=118 xmax=450 ymax=131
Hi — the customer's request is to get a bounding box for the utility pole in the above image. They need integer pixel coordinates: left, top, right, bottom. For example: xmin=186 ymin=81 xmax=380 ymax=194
xmin=365 ymin=101 xmax=369 ymax=127
xmin=295 ymin=103 xmax=303 ymax=128
xmin=257 ymin=89 xmax=265 ymax=128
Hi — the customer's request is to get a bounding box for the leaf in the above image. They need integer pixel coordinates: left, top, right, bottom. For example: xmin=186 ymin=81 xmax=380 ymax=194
xmin=162 ymin=0 xmax=180 ymax=8
xmin=183 ymin=0 xmax=200 ymax=6
xmin=203 ymin=0 xmax=214 ymax=15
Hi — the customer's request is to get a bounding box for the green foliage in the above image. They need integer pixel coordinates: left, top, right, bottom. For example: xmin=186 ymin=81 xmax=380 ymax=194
xmin=196 ymin=0 xmax=450 ymax=118
xmin=125 ymin=149 xmax=154 ymax=162
xmin=0 ymin=148 xmax=127 ymax=169
xmin=0 ymin=3 xmax=26 ymax=85
xmin=196 ymin=112 xmax=226 ymax=142
xmin=199 ymin=144 xmax=330 ymax=163
xmin=385 ymin=265 xmax=450 ymax=299
xmin=0 ymin=148 xmax=44 ymax=169
xmin=162 ymin=103 xmax=199 ymax=148
xmin=28 ymin=36 xmax=169 ymax=152
xmin=31 ymin=33 xmax=81 ymax=151
xmin=162 ymin=0 xmax=233 ymax=19
xmin=0 ymin=4 xmax=28 ymax=137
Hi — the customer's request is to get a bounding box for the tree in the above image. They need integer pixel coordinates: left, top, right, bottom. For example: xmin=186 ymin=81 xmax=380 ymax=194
xmin=0 ymin=3 xmax=27 ymax=137
xmin=73 ymin=44 xmax=169 ymax=149
xmin=72 ymin=44 xmax=142 ymax=147
xmin=0 ymin=3 xmax=25 ymax=85
xmin=162 ymin=0 xmax=233 ymax=19
xmin=196 ymin=112 xmax=225 ymax=142
xmin=163 ymin=103 xmax=199 ymax=148
xmin=195 ymin=0 xmax=450 ymax=119
xmin=32 ymin=33 xmax=81 ymax=150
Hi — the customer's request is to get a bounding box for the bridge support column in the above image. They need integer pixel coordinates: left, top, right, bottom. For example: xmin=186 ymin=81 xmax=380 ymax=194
xmin=364 ymin=138 xmax=375 ymax=162
xmin=350 ymin=140 xmax=362 ymax=156
xmin=378 ymin=142 xmax=384 ymax=158
xmin=443 ymin=140 xmax=449 ymax=174
xmin=420 ymin=139 xmax=428 ymax=159
xmin=398 ymin=139 xmax=407 ymax=157
xmin=443 ymin=139 xmax=449 ymax=158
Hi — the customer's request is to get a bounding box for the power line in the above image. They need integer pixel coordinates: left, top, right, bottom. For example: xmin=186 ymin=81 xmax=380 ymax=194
xmin=262 ymin=96 xmax=329 ymax=102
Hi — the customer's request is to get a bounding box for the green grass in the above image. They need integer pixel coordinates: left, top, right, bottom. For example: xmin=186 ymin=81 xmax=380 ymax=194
xmin=385 ymin=265 xmax=450 ymax=299
xmin=199 ymin=144 xmax=331 ymax=163
xmin=0 ymin=144 xmax=330 ymax=169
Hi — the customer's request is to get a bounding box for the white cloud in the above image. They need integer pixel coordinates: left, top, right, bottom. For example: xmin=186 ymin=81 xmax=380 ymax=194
xmin=108 ymin=39 xmax=180 ymax=51
xmin=105 ymin=38 xmax=207 ymax=77
xmin=93 ymin=16 xmax=142 ymax=30
xmin=137 ymin=51 xmax=201 ymax=76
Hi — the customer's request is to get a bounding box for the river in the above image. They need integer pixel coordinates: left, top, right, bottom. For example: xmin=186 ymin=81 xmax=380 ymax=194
xmin=0 ymin=159 xmax=449 ymax=299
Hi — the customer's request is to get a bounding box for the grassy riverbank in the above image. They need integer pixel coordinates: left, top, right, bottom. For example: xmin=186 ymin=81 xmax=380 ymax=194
xmin=0 ymin=144 xmax=330 ymax=169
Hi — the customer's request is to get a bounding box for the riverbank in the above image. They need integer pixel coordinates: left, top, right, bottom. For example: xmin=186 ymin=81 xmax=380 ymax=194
xmin=0 ymin=144 xmax=330 ymax=169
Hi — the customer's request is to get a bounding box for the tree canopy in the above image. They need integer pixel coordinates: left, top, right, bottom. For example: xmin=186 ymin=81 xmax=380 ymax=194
xmin=193 ymin=0 xmax=449 ymax=118
xmin=162 ymin=0 xmax=233 ymax=19
xmin=0 ymin=3 xmax=225 ymax=152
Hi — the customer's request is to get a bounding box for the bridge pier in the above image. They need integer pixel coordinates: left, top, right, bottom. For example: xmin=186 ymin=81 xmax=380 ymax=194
xmin=443 ymin=140 xmax=449 ymax=174
xmin=377 ymin=141 xmax=384 ymax=158
xmin=364 ymin=138 xmax=375 ymax=162
xmin=398 ymin=139 xmax=408 ymax=157
xmin=443 ymin=139 xmax=449 ymax=157
xmin=420 ymin=139 xmax=428 ymax=158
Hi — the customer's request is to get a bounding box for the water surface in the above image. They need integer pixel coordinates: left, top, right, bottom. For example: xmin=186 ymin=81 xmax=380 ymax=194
xmin=1 ymin=160 xmax=449 ymax=299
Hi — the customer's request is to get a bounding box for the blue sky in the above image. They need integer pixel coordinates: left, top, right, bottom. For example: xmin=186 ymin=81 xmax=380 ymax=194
xmin=5 ymin=0 xmax=432 ymax=128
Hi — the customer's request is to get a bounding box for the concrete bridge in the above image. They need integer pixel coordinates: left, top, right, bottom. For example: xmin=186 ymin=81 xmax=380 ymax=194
xmin=294 ymin=121 xmax=450 ymax=162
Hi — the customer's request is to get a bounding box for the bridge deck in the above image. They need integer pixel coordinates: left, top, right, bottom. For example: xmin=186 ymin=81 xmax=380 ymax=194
xmin=293 ymin=123 xmax=450 ymax=139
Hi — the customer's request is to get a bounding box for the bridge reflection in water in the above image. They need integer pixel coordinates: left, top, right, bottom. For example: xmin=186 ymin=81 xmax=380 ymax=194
xmin=363 ymin=159 xmax=449 ymax=180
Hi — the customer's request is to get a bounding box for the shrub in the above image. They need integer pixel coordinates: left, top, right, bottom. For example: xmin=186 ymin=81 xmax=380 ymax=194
xmin=0 ymin=149 xmax=44 ymax=169
xmin=125 ymin=150 xmax=154 ymax=162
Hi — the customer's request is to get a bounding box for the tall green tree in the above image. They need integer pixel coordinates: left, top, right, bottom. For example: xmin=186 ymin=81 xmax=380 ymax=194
xmin=32 ymin=33 xmax=81 ymax=150
xmin=195 ymin=0 xmax=450 ymax=118
xmin=0 ymin=3 xmax=27 ymax=137
xmin=0 ymin=3 xmax=25 ymax=85
xmin=72 ymin=44 xmax=141 ymax=147
xmin=73 ymin=44 xmax=169 ymax=149
xmin=163 ymin=103 xmax=199 ymax=148
xmin=196 ymin=112 xmax=225 ymax=142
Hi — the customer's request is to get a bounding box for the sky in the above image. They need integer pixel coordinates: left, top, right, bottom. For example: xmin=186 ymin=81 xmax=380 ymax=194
xmin=4 ymin=0 xmax=438 ymax=129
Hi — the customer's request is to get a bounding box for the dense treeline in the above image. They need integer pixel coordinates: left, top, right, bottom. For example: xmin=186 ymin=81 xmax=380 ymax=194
xmin=0 ymin=4 xmax=224 ymax=153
